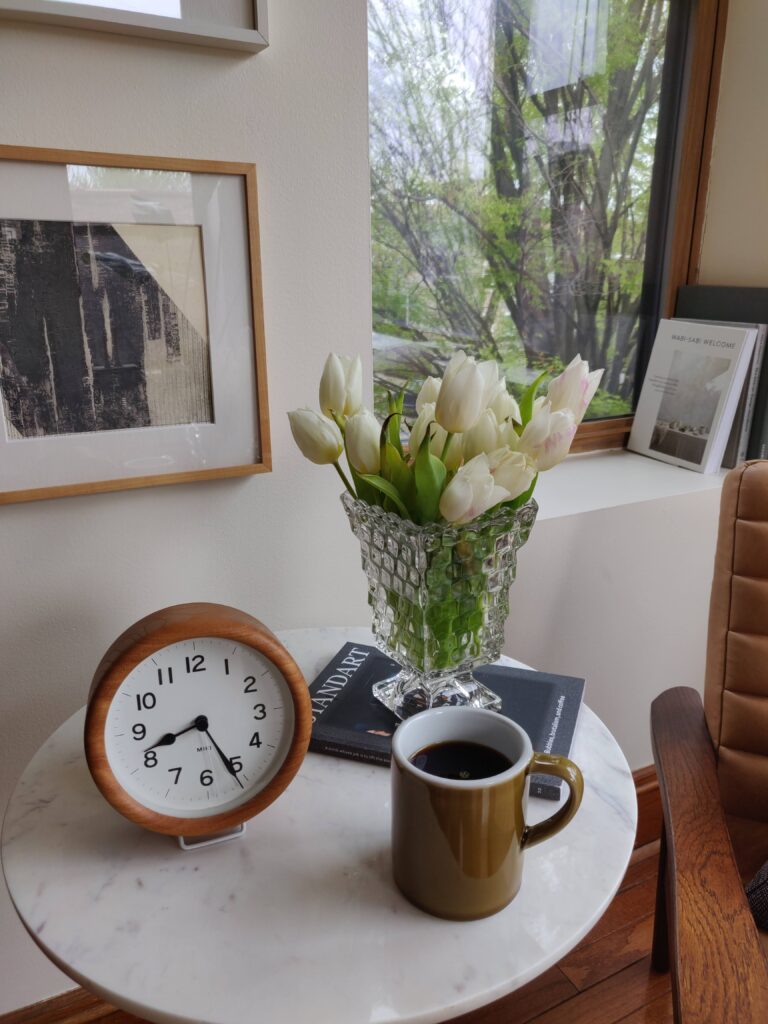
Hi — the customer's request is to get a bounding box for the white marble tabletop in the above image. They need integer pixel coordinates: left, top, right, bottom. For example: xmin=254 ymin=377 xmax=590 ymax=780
xmin=2 ymin=627 xmax=637 ymax=1024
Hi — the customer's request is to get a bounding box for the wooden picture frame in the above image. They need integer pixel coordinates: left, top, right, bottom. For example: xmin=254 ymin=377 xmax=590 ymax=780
xmin=0 ymin=146 xmax=271 ymax=505
xmin=0 ymin=0 xmax=269 ymax=53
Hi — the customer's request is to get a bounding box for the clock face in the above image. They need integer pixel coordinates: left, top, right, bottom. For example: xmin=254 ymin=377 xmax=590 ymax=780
xmin=103 ymin=637 xmax=295 ymax=819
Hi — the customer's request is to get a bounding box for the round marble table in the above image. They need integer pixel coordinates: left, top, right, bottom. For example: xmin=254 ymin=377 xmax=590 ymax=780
xmin=2 ymin=627 xmax=637 ymax=1024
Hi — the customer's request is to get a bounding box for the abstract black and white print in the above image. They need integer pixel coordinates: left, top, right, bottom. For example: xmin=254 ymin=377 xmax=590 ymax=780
xmin=0 ymin=219 xmax=213 ymax=439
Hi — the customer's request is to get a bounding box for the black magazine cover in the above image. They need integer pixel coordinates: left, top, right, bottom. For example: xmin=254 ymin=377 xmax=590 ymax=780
xmin=308 ymin=642 xmax=584 ymax=799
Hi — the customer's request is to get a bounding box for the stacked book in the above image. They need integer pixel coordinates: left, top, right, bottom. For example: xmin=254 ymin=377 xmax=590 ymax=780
xmin=308 ymin=643 xmax=584 ymax=800
xmin=628 ymin=286 xmax=768 ymax=473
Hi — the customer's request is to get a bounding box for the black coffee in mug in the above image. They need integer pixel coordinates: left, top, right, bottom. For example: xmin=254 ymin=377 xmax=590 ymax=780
xmin=409 ymin=740 xmax=513 ymax=781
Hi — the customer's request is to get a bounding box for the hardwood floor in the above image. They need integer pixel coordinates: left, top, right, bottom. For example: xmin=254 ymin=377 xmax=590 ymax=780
xmin=4 ymin=843 xmax=670 ymax=1024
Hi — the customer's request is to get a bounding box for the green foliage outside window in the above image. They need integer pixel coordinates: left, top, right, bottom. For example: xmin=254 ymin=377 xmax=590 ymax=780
xmin=369 ymin=0 xmax=670 ymax=421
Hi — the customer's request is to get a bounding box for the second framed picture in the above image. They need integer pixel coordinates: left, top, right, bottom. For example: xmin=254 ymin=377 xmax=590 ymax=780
xmin=0 ymin=146 xmax=270 ymax=505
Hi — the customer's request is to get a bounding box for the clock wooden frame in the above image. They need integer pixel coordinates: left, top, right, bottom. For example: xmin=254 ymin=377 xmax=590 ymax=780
xmin=84 ymin=603 xmax=312 ymax=837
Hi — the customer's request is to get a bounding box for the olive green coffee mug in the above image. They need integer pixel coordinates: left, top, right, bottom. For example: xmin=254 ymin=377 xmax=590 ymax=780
xmin=391 ymin=707 xmax=584 ymax=920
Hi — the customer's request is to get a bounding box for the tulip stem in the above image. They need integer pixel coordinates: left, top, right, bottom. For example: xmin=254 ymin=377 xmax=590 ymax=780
xmin=440 ymin=432 xmax=454 ymax=464
xmin=333 ymin=461 xmax=356 ymax=497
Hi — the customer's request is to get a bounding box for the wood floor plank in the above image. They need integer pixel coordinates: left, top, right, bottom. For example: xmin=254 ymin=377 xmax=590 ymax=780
xmin=620 ymin=847 xmax=662 ymax=892
xmin=0 ymin=990 xmax=111 ymax=1024
xmin=578 ymin=876 xmax=657 ymax=947
xmin=94 ymin=1016 xmax=143 ymax=1024
xmin=560 ymin=914 xmax=655 ymax=991
xmin=95 ymin=1014 xmax=146 ymax=1024
xmin=444 ymin=966 xmax=578 ymax=1024
xmin=526 ymin=956 xmax=671 ymax=1024
xmin=616 ymin=992 xmax=674 ymax=1024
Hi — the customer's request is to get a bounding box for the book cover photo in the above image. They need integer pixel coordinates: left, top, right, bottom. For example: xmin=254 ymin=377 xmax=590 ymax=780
xmin=308 ymin=643 xmax=584 ymax=800
xmin=628 ymin=318 xmax=757 ymax=473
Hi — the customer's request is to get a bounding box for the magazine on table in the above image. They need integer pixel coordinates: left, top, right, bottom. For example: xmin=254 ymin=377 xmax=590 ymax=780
xmin=308 ymin=642 xmax=584 ymax=800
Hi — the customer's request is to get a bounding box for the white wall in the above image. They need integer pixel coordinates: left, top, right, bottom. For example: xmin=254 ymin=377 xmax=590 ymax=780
xmin=697 ymin=0 xmax=768 ymax=287
xmin=0 ymin=0 xmax=751 ymax=1011
xmin=0 ymin=3 xmax=373 ymax=1010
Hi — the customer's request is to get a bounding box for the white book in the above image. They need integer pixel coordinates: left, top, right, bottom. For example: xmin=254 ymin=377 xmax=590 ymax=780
xmin=672 ymin=319 xmax=768 ymax=468
xmin=628 ymin=319 xmax=758 ymax=473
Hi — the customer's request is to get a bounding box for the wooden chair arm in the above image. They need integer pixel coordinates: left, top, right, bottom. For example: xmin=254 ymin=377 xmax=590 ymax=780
xmin=651 ymin=686 xmax=768 ymax=1023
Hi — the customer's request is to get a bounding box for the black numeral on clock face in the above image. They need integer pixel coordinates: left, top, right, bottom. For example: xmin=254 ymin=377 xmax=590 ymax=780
xmin=249 ymin=732 xmax=262 ymax=747
xmin=200 ymin=770 xmax=213 ymax=786
xmin=230 ymin=756 xmax=243 ymax=773
xmin=132 ymin=723 xmax=146 ymax=740
xmin=244 ymin=676 xmax=258 ymax=693
xmin=185 ymin=655 xmax=206 ymax=673
xmin=157 ymin=667 xmax=173 ymax=685
xmin=136 ymin=692 xmax=156 ymax=711
xmin=144 ymin=750 xmax=158 ymax=767
xmin=253 ymin=704 xmax=266 ymax=720
xmin=168 ymin=767 xmax=182 ymax=785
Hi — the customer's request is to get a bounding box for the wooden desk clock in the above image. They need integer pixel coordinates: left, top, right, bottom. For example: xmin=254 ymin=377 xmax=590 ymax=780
xmin=84 ymin=604 xmax=312 ymax=846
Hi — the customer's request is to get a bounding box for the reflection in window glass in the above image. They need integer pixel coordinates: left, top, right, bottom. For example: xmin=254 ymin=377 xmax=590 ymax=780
xmin=369 ymin=0 xmax=671 ymax=420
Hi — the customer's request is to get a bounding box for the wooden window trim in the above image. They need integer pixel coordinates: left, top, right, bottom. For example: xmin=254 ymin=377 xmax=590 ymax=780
xmin=577 ymin=0 xmax=729 ymax=453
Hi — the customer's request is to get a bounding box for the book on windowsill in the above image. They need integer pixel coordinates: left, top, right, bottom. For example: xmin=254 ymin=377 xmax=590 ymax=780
xmin=672 ymin=318 xmax=767 ymax=469
xmin=628 ymin=318 xmax=757 ymax=473
xmin=308 ymin=642 xmax=585 ymax=800
xmin=674 ymin=284 xmax=768 ymax=462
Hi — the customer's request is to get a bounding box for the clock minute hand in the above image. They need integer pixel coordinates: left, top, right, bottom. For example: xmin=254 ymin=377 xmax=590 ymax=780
xmin=204 ymin=727 xmax=244 ymax=790
xmin=144 ymin=721 xmax=198 ymax=753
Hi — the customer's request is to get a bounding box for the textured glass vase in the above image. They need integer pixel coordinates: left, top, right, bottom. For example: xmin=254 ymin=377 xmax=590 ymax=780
xmin=342 ymin=492 xmax=537 ymax=719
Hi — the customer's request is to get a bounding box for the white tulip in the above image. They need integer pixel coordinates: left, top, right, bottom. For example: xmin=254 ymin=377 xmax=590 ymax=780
xmin=439 ymin=454 xmax=510 ymax=525
xmin=288 ymin=408 xmax=343 ymax=465
xmin=463 ymin=409 xmax=501 ymax=461
xmin=547 ymin=355 xmax=603 ymax=425
xmin=488 ymin=448 xmax=536 ymax=500
xmin=498 ymin=418 xmax=522 ymax=451
xmin=487 ymin=381 xmax=521 ymax=424
xmin=319 ymin=353 xmax=363 ymax=419
xmin=345 ymin=409 xmax=381 ymax=475
xmin=409 ymin=403 xmax=463 ymax=470
xmin=415 ymin=376 xmax=441 ymax=413
xmin=477 ymin=360 xmax=500 ymax=407
xmin=435 ymin=351 xmax=485 ymax=433
xmin=517 ymin=400 xmax=577 ymax=471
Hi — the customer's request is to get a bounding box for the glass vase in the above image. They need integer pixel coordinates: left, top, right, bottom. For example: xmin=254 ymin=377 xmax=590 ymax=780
xmin=342 ymin=492 xmax=537 ymax=719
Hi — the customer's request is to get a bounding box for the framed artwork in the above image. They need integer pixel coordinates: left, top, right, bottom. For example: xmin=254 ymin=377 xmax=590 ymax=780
xmin=0 ymin=146 xmax=271 ymax=505
xmin=0 ymin=1 xmax=268 ymax=53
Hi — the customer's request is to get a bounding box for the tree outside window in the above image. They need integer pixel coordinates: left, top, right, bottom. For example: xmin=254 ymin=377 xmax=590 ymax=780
xmin=370 ymin=0 xmax=671 ymax=421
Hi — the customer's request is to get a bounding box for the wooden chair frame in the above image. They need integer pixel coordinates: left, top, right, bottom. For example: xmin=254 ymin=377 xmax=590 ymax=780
xmin=651 ymin=686 xmax=768 ymax=1022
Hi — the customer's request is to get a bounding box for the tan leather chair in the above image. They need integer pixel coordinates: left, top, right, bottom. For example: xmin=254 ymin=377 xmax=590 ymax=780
xmin=651 ymin=461 xmax=768 ymax=1023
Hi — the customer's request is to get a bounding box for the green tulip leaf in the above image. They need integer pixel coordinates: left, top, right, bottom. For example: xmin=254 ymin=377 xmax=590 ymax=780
xmin=392 ymin=457 xmax=416 ymax=518
xmin=518 ymin=371 xmax=549 ymax=426
xmin=387 ymin=389 xmax=405 ymax=458
xmin=379 ymin=413 xmax=398 ymax=475
xmin=413 ymin=428 xmax=447 ymax=524
xmin=350 ymin=465 xmax=381 ymax=507
xmin=358 ymin=473 xmax=411 ymax=519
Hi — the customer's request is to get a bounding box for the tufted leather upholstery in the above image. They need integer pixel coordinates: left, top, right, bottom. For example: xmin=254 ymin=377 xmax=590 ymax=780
xmin=704 ymin=461 xmax=768 ymax=876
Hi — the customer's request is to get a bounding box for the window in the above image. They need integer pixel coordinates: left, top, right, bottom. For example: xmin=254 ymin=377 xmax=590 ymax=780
xmin=369 ymin=0 xmax=708 ymax=436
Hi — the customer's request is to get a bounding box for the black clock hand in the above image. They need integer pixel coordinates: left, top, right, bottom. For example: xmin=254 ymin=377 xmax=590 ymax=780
xmin=144 ymin=719 xmax=201 ymax=752
xmin=204 ymin=726 xmax=244 ymax=789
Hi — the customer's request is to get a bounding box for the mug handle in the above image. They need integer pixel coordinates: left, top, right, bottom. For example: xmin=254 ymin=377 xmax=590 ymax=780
xmin=520 ymin=753 xmax=584 ymax=850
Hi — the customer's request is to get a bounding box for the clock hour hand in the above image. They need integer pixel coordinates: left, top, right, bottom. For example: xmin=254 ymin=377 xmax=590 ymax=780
xmin=143 ymin=720 xmax=199 ymax=752
xmin=204 ymin=726 xmax=245 ymax=790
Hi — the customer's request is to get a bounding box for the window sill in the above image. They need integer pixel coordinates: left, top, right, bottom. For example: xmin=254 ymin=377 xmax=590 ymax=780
xmin=535 ymin=449 xmax=726 ymax=521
